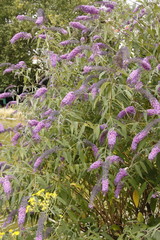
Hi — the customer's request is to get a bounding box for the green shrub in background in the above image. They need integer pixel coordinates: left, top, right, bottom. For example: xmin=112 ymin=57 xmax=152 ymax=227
xmin=0 ymin=0 xmax=160 ymax=239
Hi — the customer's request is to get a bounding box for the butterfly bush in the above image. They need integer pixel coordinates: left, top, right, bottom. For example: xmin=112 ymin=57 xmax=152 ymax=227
xmin=1 ymin=1 xmax=160 ymax=238
xmin=10 ymin=32 xmax=32 ymax=44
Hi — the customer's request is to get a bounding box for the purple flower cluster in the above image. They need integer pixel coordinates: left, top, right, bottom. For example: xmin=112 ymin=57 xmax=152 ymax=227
xmin=78 ymin=5 xmax=99 ymax=15
xmin=0 ymin=175 xmax=12 ymax=198
xmin=147 ymin=109 xmax=160 ymax=116
xmin=3 ymin=61 xmax=26 ymax=74
xmin=67 ymin=46 xmax=83 ymax=60
xmin=35 ymin=16 xmax=44 ymax=25
xmin=6 ymin=101 xmax=17 ymax=108
xmin=117 ymin=106 xmax=136 ymax=118
xmin=18 ymin=197 xmax=28 ymax=228
xmin=127 ymin=68 xmax=141 ymax=86
xmin=69 ymin=22 xmax=87 ymax=31
xmin=114 ymin=168 xmax=127 ymax=198
xmin=61 ymin=91 xmax=77 ymax=107
xmin=106 ymin=155 xmax=122 ymax=164
xmin=28 ymin=119 xmax=39 ymax=126
xmin=131 ymin=129 xmax=148 ymax=150
xmin=12 ymin=132 xmax=21 ymax=145
xmin=141 ymin=57 xmax=152 ymax=70
xmin=10 ymin=32 xmax=32 ymax=44
xmin=148 ymin=143 xmax=160 ymax=161
xmin=33 ymin=121 xmax=45 ymax=134
xmin=102 ymin=178 xmax=109 ymax=193
xmin=0 ymin=123 xmax=4 ymax=133
xmin=34 ymin=87 xmax=47 ymax=98
xmin=91 ymin=144 xmax=99 ymax=158
xmin=88 ymin=159 xmax=103 ymax=171
xmin=35 ymin=212 xmax=47 ymax=240
xmin=99 ymin=129 xmax=108 ymax=145
xmin=0 ymin=92 xmax=12 ymax=99
xmin=107 ymin=129 xmax=118 ymax=149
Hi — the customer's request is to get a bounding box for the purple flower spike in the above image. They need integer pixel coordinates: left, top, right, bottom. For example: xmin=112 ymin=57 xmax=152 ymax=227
xmin=28 ymin=120 xmax=39 ymax=126
xmin=91 ymin=144 xmax=99 ymax=158
xmin=69 ymin=22 xmax=87 ymax=31
xmin=50 ymin=53 xmax=59 ymax=67
xmin=0 ymin=123 xmax=5 ymax=133
xmin=61 ymin=91 xmax=77 ymax=107
xmin=67 ymin=46 xmax=82 ymax=60
xmin=141 ymin=58 xmax=151 ymax=71
xmin=131 ymin=130 xmax=148 ymax=150
xmin=35 ymin=16 xmax=44 ymax=25
xmin=1 ymin=176 xmax=12 ymax=198
xmin=34 ymin=87 xmax=47 ymax=98
xmin=100 ymin=124 xmax=108 ymax=130
xmin=107 ymin=130 xmax=118 ymax=149
xmin=88 ymin=159 xmax=103 ymax=171
xmin=148 ymin=144 xmax=160 ymax=161
xmin=10 ymin=32 xmax=32 ymax=44
xmin=18 ymin=197 xmax=28 ymax=228
xmin=157 ymin=64 xmax=160 ymax=71
xmin=6 ymin=101 xmax=17 ymax=108
xmin=16 ymin=15 xmax=26 ymax=20
xmin=149 ymin=97 xmax=160 ymax=110
xmin=75 ymin=15 xmax=92 ymax=21
xmin=34 ymin=157 xmax=43 ymax=171
xmin=127 ymin=68 xmax=141 ymax=86
xmin=12 ymin=132 xmax=21 ymax=145
xmin=93 ymin=35 xmax=101 ymax=41
xmin=117 ymin=106 xmax=136 ymax=119
xmin=147 ymin=109 xmax=160 ymax=116
xmin=33 ymin=121 xmax=45 ymax=134
xmin=0 ymin=92 xmax=12 ymax=99
xmin=102 ymin=178 xmax=109 ymax=193
xmin=106 ymin=155 xmax=122 ymax=164
xmin=99 ymin=130 xmax=108 ymax=145
xmin=114 ymin=182 xmax=124 ymax=198
xmin=114 ymin=168 xmax=128 ymax=185
xmin=77 ymin=5 xmax=99 ymax=14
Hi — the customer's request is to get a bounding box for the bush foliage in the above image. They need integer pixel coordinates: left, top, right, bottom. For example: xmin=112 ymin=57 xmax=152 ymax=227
xmin=0 ymin=0 xmax=160 ymax=239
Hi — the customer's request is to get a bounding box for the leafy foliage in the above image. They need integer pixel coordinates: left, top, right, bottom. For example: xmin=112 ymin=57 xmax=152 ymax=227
xmin=0 ymin=0 xmax=160 ymax=239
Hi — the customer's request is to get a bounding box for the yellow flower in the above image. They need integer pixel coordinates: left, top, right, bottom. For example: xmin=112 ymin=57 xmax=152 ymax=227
xmin=28 ymin=197 xmax=36 ymax=206
xmin=9 ymin=229 xmax=13 ymax=233
xmin=0 ymin=232 xmax=5 ymax=237
xmin=12 ymin=231 xmax=20 ymax=236
xmin=34 ymin=189 xmax=45 ymax=196
xmin=51 ymin=191 xmax=57 ymax=198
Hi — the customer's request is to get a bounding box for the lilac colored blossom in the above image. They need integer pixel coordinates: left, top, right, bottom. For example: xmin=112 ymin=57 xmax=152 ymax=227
xmin=91 ymin=144 xmax=99 ymax=158
xmin=33 ymin=121 xmax=45 ymax=134
xmin=99 ymin=130 xmax=108 ymax=145
xmin=16 ymin=15 xmax=26 ymax=20
xmin=59 ymin=28 xmax=68 ymax=35
xmin=106 ymin=155 xmax=122 ymax=164
xmin=115 ymin=182 xmax=124 ymax=198
xmin=61 ymin=91 xmax=77 ymax=107
xmin=69 ymin=22 xmax=87 ymax=31
xmin=67 ymin=46 xmax=82 ymax=60
xmin=0 ymin=92 xmax=12 ymax=99
xmin=88 ymin=159 xmax=103 ymax=171
xmin=133 ymin=5 xmax=141 ymax=13
xmin=34 ymin=157 xmax=43 ymax=171
xmin=151 ymin=192 xmax=160 ymax=199
xmin=114 ymin=168 xmax=128 ymax=185
xmin=75 ymin=15 xmax=92 ymax=21
xmin=10 ymin=32 xmax=32 ymax=44
xmin=107 ymin=129 xmax=118 ymax=149
xmin=93 ymin=35 xmax=101 ymax=41
xmin=78 ymin=5 xmax=99 ymax=14
xmin=80 ymin=37 xmax=85 ymax=43
xmin=35 ymin=212 xmax=47 ymax=240
xmin=0 ymin=143 xmax=2 ymax=146
xmin=12 ymin=132 xmax=21 ymax=145
xmin=6 ymin=101 xmax=17 ymax=108
xmin=148 ymin=144 xmax=160 ymax=161
xmin=91 ymin=87 xmax=99 ymax=99
xmin=50 ymin=53 xmax=59 ymax=67
xmin=60 ymin=40 xmax=75 ymax=46
xmin=35 ymin=16 xmax=44 ymax=25
xmin=1 ymin=176 xmax=12 ymax=198
xmin=102 ymin=178 xmax=109 ymax=193
xmin=28 ymin=119 xmax=39 ymax=126
xmin=3 ymin=61 xmax=26 ymax=74
xmin=147 ymin=109 xmax=160 ymax=116
xmin=141 ymin=58 xmax=151 ymax=70
xmin=149 ymin=97 xmax=160 ymax=110
xmin=138 ymin=8 xmax=147 ymax=18
xmin=157 ymin=64 xmax=160 ymax=71
xmin=131 ymin=130 xmax=148 ymax=150
xmin=43 ymin=109 xmax=53 ymax=116
xmin=60 ymin=53 xmax=68 ymax=59
xmin=32 ymin=133 xmax=41 ymax=141
xmin=100 ymin=124 xmax=108 ymax=130
xmin=0 ymin=123 xmax=4 ymax=133
xmin=96 ymin=1 xmax=117 ymax=9
xmin=34 ymin=87 xmax=47 ymax=98
xmin=83 ymin=66 xmax=93 ymax=73
xmin=89 ymin=178 xmax=101 ymax=208
xmin=44 ymin=121 xmax=52 ymax=129
xmin=37 ymin=34 xmax=46 ymax=39
xmin=127 ymin=68 xmax=141 ymax=86
xmin=117 ymin=106 xmax=136 ymax=118
xmin=135 ymin=81 xmax=143 ymax=90
xmin=18 ymin=197 xmax=28 ymax=227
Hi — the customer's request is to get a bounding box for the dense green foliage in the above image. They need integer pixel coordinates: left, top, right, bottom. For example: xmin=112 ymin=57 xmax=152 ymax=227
xmin=0 ymin=0 xmax=160 ymax=239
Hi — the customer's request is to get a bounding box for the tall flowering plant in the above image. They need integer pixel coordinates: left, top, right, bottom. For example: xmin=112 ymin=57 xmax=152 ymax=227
xmin=0 ymin=0 xmax=160 ymax=239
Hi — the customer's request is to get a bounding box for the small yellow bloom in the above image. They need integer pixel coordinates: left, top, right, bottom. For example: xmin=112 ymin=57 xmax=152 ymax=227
xmin=51 ymin=191 xmax=57 ymax=198
xmin=0 ymin=232 xmax=5 ymax=237
xmin=12 ymin=231 xmax=20 ymax=236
